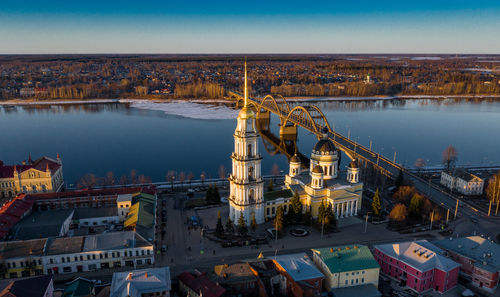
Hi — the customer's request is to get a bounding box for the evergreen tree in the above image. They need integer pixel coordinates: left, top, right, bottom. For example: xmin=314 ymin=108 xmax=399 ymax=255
xmin=303 ymin=208 xmax=312 ymax=226
xmin=267 ymin=179 xmax=274 ymax=192
xmin=250 ymin=211 xmax=257 ymax=232
xmin=205 ymin=184 xmax=214 ymax=204
xmin=289 ymin=191 xmax=302 ymax=223
xmin=216 ymin=211 xmax=224 ymax=236
xmin=213 ymin=184 xmax=221 ymax=204
xmin=408 ymin=193 xmax=423 ymax=218
xmin=372 ymin=188 xmax=382 ymax=217
xmin=238 ymin=212 xmax=248 ymax=236
xmin=325 ymin=202 xmax=337 ymax=229
xmin=274 ymin=205 xmax=284 ymax=234
xmin=225 ymin=217 xmax=235 ymax=234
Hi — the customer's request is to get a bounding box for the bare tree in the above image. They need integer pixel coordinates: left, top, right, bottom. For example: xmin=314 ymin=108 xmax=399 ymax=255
xmin=187 ymin=172 xmax=194 ymax=188
xmin=415 ymin=158 xmax=425 ymax=172
xmin=167 ymin=170 xmax=176 ymax=190
xmin=486 ymin=171 xmax=500 ymax=215
xmin=389 ymin=204 xmax=408 ymax=222
xmin=138 ymin=174 xmax=148 ymax=184
xmin=105 ymin=171 xmax=115 ymax=186
xmin=271 ymin=163 xmax=280 ymax=176
xmin=219 ymin=165 xmax=227 ymax=186
xmin=442 ymin=145 xmax=458 ymax=171
xmin=129 ymin=169 xmax=137 ymax=184
xmin=200 ymin=171 xmax=206 ymax=185
xmin=178 ymin=171 xmax=186 ymax=190
xmin=77 ymin=174 xmax=97 ymax=189
xmin=119 ymin=175 xmax=128 ymax=185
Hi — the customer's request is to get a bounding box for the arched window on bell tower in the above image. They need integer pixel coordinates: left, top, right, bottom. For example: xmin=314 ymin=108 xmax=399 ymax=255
xmin=248 ymin=166 xmax=254 ymax=181
xmin=248 ymin=144 xmax=253 ymax=157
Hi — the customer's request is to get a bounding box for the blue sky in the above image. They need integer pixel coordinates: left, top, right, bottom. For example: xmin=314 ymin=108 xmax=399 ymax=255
xmin=1 ymin=0 xmax=499 ymax=54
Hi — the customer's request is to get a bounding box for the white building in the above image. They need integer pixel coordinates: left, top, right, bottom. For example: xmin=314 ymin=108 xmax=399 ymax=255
xmin=116 ymin=194 xmax=133 ymax=222
xmin=110 ymin=266 xmax=171 ymax=297
xmin=228 ymin=61 xmax=265 ymax=225
xmin=440 ymin=169 xmax=484 ymax=195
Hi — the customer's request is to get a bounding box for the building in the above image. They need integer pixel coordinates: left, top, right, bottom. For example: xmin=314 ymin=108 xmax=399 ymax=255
xmin=276 ymin=132 xmax=363 ymax=220
xmin=0 ymin=238 xmax=47 ymax=279
xmin=228 ymin=61 xmax=265 ymax=225
xmin=272 ymin=253 xmax=324 ymax=297
xmin=373 ymin=240 xmax=460 ymax=294
xmin=110 ymin=267 xmax=171 ymax=297
xmin=440 ymin=169 xmax=484 ymax=195
xmin=178 ymin=271 xmax=226 ymax=297
xmin=213 ymin=263 xmax=262 ymax=297
xmin=116 ymin=194 xmax=132 ymax=222
xmin=0 ymin=155 xmax=64 ymax=198
xmin=0 ymin=275 xmax=53 ymax=297
xmin=434 ymin=236 xmax=500 ymax=293
xmin=43 ymin=231 xmax=154 ymax=275
xmin=311 ymin=245 xmax=380 ymax=293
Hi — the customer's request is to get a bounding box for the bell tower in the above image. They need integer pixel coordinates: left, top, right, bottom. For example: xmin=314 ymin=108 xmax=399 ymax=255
xmin=228 ymin=59 xmax=265 ymax=225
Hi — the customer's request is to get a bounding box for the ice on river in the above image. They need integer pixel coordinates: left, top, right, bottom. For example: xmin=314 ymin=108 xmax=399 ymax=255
xmin=123 ymin=100 xmax=239 ymax=120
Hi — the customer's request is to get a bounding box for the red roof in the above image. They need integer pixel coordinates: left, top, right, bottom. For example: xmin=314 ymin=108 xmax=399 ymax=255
xmin=178 ymin=272 xmax=226 ymax=297
xmin=0 ymin=157 xmax=61 ymax=178
xmin=24 ymin=186 xmax=155 ymax=202
xmin=0 ymin=194 xmax=33 ymax=240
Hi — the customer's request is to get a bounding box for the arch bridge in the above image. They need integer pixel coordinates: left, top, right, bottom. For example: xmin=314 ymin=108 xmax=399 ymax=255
xmin=228 ymin=90 xmax=400 ymax=178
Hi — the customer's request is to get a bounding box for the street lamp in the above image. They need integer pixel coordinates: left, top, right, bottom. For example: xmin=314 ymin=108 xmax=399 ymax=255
xmin=364 ymin=211 xmax=372 ymax=233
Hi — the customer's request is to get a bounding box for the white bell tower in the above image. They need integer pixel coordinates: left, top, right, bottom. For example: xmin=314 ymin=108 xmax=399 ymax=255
xmin=228 ymin=59 xmax=265 ymax=225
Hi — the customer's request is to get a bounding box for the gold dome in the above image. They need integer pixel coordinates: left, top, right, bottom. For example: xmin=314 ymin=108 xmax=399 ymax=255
xmin=238 ymin=105 xmax=255 ymax=119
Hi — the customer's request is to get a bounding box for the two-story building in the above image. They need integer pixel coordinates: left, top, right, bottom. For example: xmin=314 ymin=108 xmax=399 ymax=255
xmin=440 ymin=169 xmax=484 ymax=195
xmin=373 ymin=240 xmax=460 ymax=294
xmin=273 ymin=253 xmax=324 ymax=297
xmin=434 ymin=236 xmax=500 ymax=293
xmin=311 ymin=245 xmax=380 ymax=296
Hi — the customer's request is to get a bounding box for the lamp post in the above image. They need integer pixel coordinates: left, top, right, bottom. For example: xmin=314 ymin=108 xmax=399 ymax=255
xmin=364 ymin=211 xmax=372 ymax=233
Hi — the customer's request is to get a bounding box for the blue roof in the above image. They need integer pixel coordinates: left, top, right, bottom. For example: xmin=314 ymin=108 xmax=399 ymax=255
xmin=273 ymin=253 xmax=324 ymax=281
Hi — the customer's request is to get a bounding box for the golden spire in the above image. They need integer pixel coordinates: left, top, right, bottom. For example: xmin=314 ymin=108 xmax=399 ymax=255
xmin=244 ymin=57 xmax=248 ymax=106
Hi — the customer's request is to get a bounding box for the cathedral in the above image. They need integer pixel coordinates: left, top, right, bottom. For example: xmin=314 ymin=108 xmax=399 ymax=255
xmin=229 ymin=62 xmax=363 ymax=226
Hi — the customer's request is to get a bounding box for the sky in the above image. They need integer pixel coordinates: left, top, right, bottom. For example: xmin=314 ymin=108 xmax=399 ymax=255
xmin=1 ymin=0 xmax=500 ymax=54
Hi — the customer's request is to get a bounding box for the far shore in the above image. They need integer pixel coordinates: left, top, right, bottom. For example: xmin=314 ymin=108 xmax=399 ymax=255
xmin=1 ymin=94 xmax=499 ymax=106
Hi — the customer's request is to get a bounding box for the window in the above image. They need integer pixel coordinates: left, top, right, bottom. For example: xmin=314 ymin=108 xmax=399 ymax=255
xmin=345 ymin=280 xmax=348 ymax=285
xmin=362 ymin=278 xmax=364 ymax=283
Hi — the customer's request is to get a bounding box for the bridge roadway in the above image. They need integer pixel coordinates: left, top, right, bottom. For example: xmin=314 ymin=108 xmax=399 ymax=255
xmin=240 ymin=95 xmax=491 ymax=218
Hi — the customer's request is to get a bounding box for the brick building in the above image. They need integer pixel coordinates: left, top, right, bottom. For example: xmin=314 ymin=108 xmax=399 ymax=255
xmin=273 ymin=253 xmax=324 ymax=297
xmin=434 ymin=236 xmax=500 ymax=293
xmin=373 ymin=240 xmax=460 ymax=294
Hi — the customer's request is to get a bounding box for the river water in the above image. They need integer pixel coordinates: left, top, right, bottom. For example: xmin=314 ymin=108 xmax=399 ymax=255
xmin=0 ymin=98 xmax=499 ymax=185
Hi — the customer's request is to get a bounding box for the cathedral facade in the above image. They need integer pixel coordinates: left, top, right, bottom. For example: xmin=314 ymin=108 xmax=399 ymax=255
xmin=0 ymin=154 xmax=64 ymax=198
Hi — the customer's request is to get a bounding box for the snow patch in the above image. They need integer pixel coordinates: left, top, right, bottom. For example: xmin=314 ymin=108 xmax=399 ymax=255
xmin=123 ymin=100 xmax=238 ymax=120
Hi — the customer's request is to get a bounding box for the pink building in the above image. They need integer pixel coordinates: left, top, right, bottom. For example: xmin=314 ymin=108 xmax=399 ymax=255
xmin=374 ymin=240 xmax=460 ymax=294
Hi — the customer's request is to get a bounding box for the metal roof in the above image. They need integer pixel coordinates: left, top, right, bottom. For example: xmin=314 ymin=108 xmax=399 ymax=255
xmin=312 ymin=245 xmax=379 ymax=273
xmin=374 ymin=240 xmax=460 ymax=272
xmin=273 ymin=253 xmax=324 ymax=282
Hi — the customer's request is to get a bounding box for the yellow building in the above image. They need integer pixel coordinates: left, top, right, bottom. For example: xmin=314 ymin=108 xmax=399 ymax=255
xmin=0 ymin=155 xmax=64 ymax=198
xmin=265 ymin=127 xmax=363 ymax=220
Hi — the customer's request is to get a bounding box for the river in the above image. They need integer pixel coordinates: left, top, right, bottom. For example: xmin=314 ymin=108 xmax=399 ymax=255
xmin=0 ymin=98 xmax=499 ymax=186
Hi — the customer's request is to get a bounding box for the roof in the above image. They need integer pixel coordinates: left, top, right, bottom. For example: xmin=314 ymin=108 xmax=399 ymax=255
xmin=443 ymin=168 xmax=482 ymax=182
xmin=124 ymin=198 xmax=155 ymax=230
xmin=9 ymin=209 xmax=74 ymax=240
xmin=264 ymin=189 xmax=294 ymax=201
xmin=290 ymin=154 xmax=301 ymax=164
xmin=63 ymin=277 xmax=95 ymax=297
xmin=116 ymin=194 xmax=133 ymax=203
xmin=83 ymin=231 xmax=151 ymax=252
xmin=0 ymin=275 xmax=52 ymax=297
xmin=0 ymin=238 xmax=47 ymax=260
xmin=73 ymin=206 xmax=117 ymax=220
xmin=46 ymin=236 xmax=85 ymax=255
xmin=214 ymin=263 xmax=257 ymax=284
xmin=273 ymin=253 xmax=324 ymax=282
xmin=374 ymin=240 xmax=460 ymax=272
xmin=178 ymin=272 xmax=226 ymax=297
xmin=131 ymin=192 xmax=156 ymax=204
xmin=312 ymin=165 xmax=323 ymax=174
xmin=110 ymin=267 xmax=171 ymax=297
xmin=0 ymin=157 xmax=61 ymax=179
xmin=331 ymin=284 xmax=381 ymax=297
xmin=312 ymin=245 xmax=379 ymax=273
xmin=24 ymin=187 xmax=155 ymax=202
xmin=313 ymin=138 xmax=336 ymax=155
xmin=433 ymin=236 xmax=500 ymax=273
xmin=348 ymin=160 xmax=359 ymax=169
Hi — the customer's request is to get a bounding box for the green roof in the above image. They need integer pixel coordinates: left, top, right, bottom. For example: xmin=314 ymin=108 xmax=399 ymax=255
xmin=132 ymin=192 xmax=156 ymax=204
xmin=63 ymin=278 xmax=94 ymax=297
xmin=312 ymin=245 xmax=379 ymax=273
xmin=264 ymin=189 xmax=294 ymax=201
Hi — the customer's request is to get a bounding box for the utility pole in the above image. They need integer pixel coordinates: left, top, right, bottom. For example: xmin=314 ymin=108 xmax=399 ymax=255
xmin=347 ymin=129 xmax=350 ymax=139
xmin=446 ymin=209 xmax=450 ymax=225
xmin=369 ymin=140 xmax=372 ymax=151
xmin=454 ymin=199 xmax=459 ymax=219
xmin=430 ymin=211 xmax=434 ymax=231
xmin=488 ymin=200 xmax=492 ymax=216
xmin=321 ymin=217 xmax=324 ymax=239
xmin=496 ymin=200 xmax=499 ymax=216
xmin=393 ymin=151 xmax=397 ymax=163
xmin=364 ymin=212 xmax=371 ymax=233
xmin=274 ymin=218 xmax=278 ymax=258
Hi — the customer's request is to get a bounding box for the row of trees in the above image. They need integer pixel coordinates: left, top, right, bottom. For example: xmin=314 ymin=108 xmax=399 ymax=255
xmin=388 ymin=186 xmax=442 ymax=224
xmin=77 ymin=170 xmax=152 ymax=189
